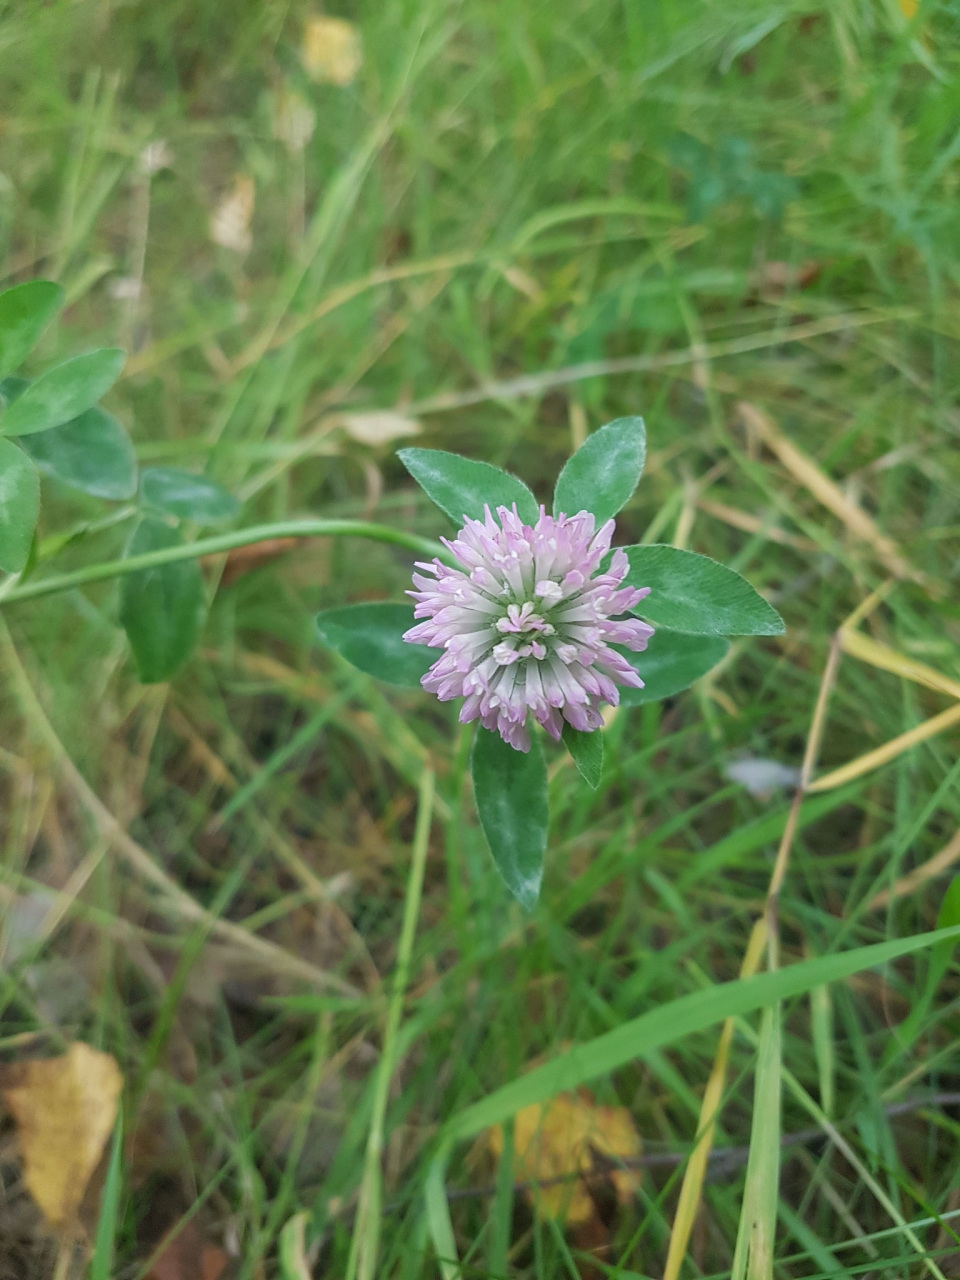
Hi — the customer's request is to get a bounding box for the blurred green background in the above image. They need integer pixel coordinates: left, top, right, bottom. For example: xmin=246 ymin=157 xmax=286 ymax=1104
xmin=2 ymin=1 xmax=960 ymax=1277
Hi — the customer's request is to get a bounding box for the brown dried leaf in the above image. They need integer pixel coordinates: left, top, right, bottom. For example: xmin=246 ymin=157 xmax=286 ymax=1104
xmin=211 ymin=537 xmax=302 ymax=588
xmin=486 ymin=1088 xmax=642 ymax=1227
xmin=1 ymin=1042 xmax=123 ymax=1230
xmin=147 ymin=1221 xmax=229 ymax=1280
xmin=750 ymin=259 xmax=822 ymax=295
xmin=302 ymin=16 xmax=362 ymax=86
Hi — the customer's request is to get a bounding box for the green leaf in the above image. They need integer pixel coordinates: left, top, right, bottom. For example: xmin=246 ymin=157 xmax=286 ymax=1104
xmin=0 ymin=281 xmax=64 ymax=380
xmin=398 ymin=447 xmax=539 ymax=526
xmin=89 ymin=1114 xmax=124 ymax=1280
xmin=730 ymin=1002 xmax=782 ymax=1280
xmin=620 ymin=544 xmax=785 ymax=636
xmin=20 ymin=407 xmax=137 ymax=500
xmin=118 ymin=518 xmax=207 ymax=683
xmin=937 ymin=877 xmax=960 ymax=931
xmin=0 ymin=347 xmax=126 ymax=437
xmin=553 ymin=416 xmax=646 ymax=523
xmin=0 ymin=438 xmax=40 ymax=573
xmin=617 ymin=629 xmax=729 ymax=706
xmin=471 ymin=726 xmax=548 ymax=909
xmin=278 ymin=1212 xmax=311 ymax=1280
xmin=562 ymin=722 xmax=604 ymax=789
xmin=315 ymin=602 xmax=433 ymax=687
xmin=140 ymin=466 xmax=240 ymax=525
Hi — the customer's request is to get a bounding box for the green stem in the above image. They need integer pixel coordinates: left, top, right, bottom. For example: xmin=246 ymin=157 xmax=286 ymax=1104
xmin=1 ymin=519 xmax=447 ymax=604
xmin=347 ymin=768 xmax=436 ymax=1280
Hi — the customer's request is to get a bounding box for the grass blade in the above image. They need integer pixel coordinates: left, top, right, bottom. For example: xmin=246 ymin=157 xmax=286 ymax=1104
xmin=662 ymin=918 xmax=768 ymax=1280
xmin=89 ymin=1110 xmax=124 ymax=1280
xmin=346 ymin=769 xmax=435 ymax=1280
xmin=446 ymin=923 xmax=960 ymax=1142
xmin=730 ymin=1001 xmax=782 ymax=1280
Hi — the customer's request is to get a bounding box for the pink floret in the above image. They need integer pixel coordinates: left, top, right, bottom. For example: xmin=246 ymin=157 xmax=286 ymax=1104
xmin=403 ymin=504 xmax=654 ymax=752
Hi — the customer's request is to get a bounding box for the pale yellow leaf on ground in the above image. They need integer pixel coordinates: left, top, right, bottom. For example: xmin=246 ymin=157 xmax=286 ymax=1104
xmin=302 ymin=16 xmax=362 ymax=86
xmin=273 ymin=88 xmax=316 ymax=152
xmin=486 ymin=1087 xmax=642 ymax=1226
xmin=2 ymin=1042 xmax=123 ymax=1229
xmin=340 ymin=411 xmax=421 ymax=446
xmin=209 ymin=175 xmax=255 ymax=253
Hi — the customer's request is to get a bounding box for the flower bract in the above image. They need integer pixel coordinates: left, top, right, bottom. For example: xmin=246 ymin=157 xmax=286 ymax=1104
xmin=404 ymin=505 xmax=653 ymax=751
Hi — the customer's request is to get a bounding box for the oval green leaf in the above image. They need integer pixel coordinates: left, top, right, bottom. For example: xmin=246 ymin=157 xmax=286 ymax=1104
xmin=471 ymin=726 xmax=547 ymax=910
xmin=0 ymin=439 xmax=40 ymax=573
xmin=617 ymin=629 xmax=730 ymax=706
xmin=0 ymin=281 xmax=64 ymax=380
xmin=315 ymin=602 xmax=433 ymax=687
xmin=553 ymin=416 xmax=646 ymax=524
xmin=398 ymin=447 xmax=539 ymax=526
xmin=20 ymin=407 xmax=137 ymax=500
xmin=561 ymin=722 xmax=604 ymax=789
xmin=620 ymin=544 xmax=785 ymax=636
xmin=140 ymin=466 xmax=240 ymax=526
xmin=0 ymin=348 xmax=126 ymax=437
xmin=118 ymin=518 xmax=207 ymax=683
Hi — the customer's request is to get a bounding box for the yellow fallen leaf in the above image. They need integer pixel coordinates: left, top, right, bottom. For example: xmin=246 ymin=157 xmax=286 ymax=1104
xmin=273 ymin=87 xmax=316 ymax=152
xmin=209 ymin=175 xmax=255 ymax=254
xmin=339 ymin=411 xmax=421 ymax=446
xmin=486 ymin=1087 xmax=641 ymax=1226
xmin=2 ymin=1042 xmax=123 ymax=1230
xmin=302 ymin=16 xmax=362 ymax=86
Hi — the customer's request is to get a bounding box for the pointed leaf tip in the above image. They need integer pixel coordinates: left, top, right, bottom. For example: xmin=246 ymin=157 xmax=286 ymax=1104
xmin=398 ymin=447 xmax=539 ymax=526
xmin=315 ymin=601 xmax=433 ymax=687
xmin=553 ymin=416 xmax=646 ymax=523
xmin=620 ymin=545 xmax=785 ymax=636
xmin=0 ymin=347 xmax=125 ymax=438
xmin=0 ymin=281 xmax=64 ymax=381
xmin=562 ymin=723 xmax=604 ymax=789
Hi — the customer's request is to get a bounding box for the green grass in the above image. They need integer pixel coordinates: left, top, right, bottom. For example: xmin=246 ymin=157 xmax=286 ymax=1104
xmin=2 ymin=1 xmax=960 ymax=1277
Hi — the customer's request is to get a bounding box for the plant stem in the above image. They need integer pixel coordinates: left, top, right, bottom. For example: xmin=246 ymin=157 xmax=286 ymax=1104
xmin=0 ymin=519 xmax=447 ymax=604
xmin=347 ymin=767 xmax=436 ymax=1280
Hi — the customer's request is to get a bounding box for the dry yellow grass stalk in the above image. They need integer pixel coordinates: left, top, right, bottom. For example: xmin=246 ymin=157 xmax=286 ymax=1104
xmin=808 ymin=703 xmax=960 ymax=793
xmin=839 ymin=629 xmax=960 ymax=702
xmin=662 ymin=918 xmax=768 ymax=1280
xmin=868 ymin=827 xmax=960 ymax=912
xmin=737 ymin=401 xmax=922 ymax=584
xmin=698 ymin=498 xmax=818 ymax=551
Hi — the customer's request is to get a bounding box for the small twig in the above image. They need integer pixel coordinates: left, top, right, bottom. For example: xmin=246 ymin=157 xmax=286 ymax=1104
xmin=401 ymin=1092 xmax=960 ymax=1213
xmin=403 ymin=311 xmax=891 ymax=416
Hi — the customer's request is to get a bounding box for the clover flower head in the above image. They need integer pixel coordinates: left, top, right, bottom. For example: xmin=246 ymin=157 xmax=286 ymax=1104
xmin=403 ymin=504 xmax=654 ymax=752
